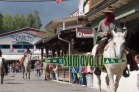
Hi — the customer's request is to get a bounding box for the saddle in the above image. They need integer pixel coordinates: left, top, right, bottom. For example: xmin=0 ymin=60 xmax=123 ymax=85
xmin=19 ymin=57 xmax=25 ymax=66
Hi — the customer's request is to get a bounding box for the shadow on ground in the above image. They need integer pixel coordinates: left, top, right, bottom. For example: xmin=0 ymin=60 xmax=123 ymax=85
xmin=5 ymin=82 xmax=25 ymax=84
xmin=4 ymin=79 xmax=15 ymax=81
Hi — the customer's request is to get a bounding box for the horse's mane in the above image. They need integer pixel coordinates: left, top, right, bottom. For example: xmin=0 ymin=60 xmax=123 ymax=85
xmin=106 ymin=32 xmax=126 ymax=58
xmin=109 ymin=40 xmax=116 ymax=57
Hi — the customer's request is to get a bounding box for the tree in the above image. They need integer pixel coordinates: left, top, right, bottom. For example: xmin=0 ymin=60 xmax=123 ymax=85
xmin=13 ymin=13 xmax=20 ymax=30
xmin=0 ymin=10 xmax=43 ymax=34
xmin=2 ymin=12 xmax=14 ymax=32
xmin=0 ymin=13 xmax=3 ymax=33
xmin=33 ymin=10 xmax=42 ymax=29
xmin=26 ymin=13 xmax=34 ymax=28
xmin=19 ymin=14 xmax=26 ymax=28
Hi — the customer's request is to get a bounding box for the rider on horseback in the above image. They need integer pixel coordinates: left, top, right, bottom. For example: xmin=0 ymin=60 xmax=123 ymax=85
xmin=19 ymin=47 xmax=31 ymax=66
xmin=94 ymin=6 xmax=139 ymax=77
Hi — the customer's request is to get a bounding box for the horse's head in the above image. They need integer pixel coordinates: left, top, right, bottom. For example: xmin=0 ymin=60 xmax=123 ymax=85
xmin=111 ymin=30 xmax=127 ymax=59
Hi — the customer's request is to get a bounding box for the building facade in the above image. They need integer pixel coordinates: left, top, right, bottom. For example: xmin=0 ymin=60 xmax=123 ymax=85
xmin=0 ymin=27 xmax=44 ymax=60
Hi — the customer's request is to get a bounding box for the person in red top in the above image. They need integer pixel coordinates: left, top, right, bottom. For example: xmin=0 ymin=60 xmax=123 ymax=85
xmin=81 ymin=66 xmax=88 ymax=86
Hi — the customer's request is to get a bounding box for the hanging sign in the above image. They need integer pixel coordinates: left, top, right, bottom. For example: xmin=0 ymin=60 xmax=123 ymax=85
xmin=76 ymin=27 xmax=93 ymax=38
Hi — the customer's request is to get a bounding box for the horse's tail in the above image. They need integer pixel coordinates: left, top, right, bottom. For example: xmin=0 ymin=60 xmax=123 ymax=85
xmin=2 ymin=58 xmax=8 ymax=75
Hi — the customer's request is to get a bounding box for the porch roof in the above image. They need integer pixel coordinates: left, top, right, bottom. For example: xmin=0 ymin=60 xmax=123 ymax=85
xmin=84 ymin=0 xmax=132 ymax=21
xmin=44 ymin=16 xmax=79 ymax=29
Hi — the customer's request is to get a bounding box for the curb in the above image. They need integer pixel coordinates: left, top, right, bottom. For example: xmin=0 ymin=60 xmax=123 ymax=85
xmin=39 ymin=76 xmax=94 ymax=89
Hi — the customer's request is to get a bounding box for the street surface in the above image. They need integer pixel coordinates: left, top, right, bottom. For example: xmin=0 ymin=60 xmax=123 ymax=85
xmin=0 ymin=72 xmax=107 ymax=92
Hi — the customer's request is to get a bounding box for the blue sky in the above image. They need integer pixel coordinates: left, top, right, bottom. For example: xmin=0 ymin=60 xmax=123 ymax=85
xmin=0 ymin=0 xmax=79 ymax=29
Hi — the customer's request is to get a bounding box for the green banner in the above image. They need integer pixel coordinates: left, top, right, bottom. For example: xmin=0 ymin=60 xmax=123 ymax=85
xmin=41 ymin=55 xmax=126 ymax=67
xmin=104 ymin=58 xmax=126 ymax=64
xmin=41 ymin=58 xmax=63 ymax=64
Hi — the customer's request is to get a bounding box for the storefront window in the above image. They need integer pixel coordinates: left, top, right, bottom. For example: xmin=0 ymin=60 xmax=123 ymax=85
xmin=1 ymin=45 xmax=10 ymax=49
xmin=23 ymin=45 xmax=33 ymax=49
xmin=13 ymin=45 xmax=22 ymax=49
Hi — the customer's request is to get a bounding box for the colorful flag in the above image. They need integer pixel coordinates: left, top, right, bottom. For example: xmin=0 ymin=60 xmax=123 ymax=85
xmin=23 ymin=50 xmax=27 ymax=55
xmin=56 ymin=0 xmax=62 ymax=3
xmin=10 ymin=45 xmax=14 ymax=52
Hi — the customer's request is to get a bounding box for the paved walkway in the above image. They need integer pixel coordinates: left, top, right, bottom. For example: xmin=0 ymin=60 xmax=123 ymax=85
xmin=0 ymin=72 xmax=107 ymax=92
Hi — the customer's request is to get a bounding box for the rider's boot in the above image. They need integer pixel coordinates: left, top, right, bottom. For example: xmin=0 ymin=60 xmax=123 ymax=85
xmin=94 ymin=52 xmax=101 ymax=76
xmin=94 ymin=67 xmax=101 ymax=76
xmin=123 ymin=66 xmax=130 ymax=77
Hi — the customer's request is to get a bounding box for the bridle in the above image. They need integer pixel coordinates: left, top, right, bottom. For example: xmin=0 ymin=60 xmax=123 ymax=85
xmin=112 ymin=36 xmax=125 ymax=59
xmin=113 ymin=46 xmax=124 ymax=59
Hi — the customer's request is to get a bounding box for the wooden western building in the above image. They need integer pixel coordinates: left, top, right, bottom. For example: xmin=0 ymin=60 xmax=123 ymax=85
xmin=35 ymin=16 xmax=93 ymax=82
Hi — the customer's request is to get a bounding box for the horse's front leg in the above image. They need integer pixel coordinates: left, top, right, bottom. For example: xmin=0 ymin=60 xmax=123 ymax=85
xmin=1 ymin=74 xmax=4 ymax=84
xmin=25 ymin=68 xmax=27 ymax=79
xmin=96 ymin=75 xmax=101 ymax=92
xmin=107 ymin=70 xmax=115 ymax=92
xmin=115 ymin=71 xmax=123 ymax=92
xmin=22 ymin=67 xmax=25 ymax=79
xmin=28 ymin=65 xmax=32 ymax=80
xmin=28 ymin=71 xmax=30 ymax=80
xmin=105 ymin=74 xmax=110 ymax=92
xmin=28 ymin=72 xmax=30 ymax=80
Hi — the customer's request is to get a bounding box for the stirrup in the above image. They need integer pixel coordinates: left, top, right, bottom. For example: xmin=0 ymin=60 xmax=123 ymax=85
xmin=124 ymin=49 xmax=129 ymax=55
xmin=123 ymin=67 xmax=130 ymax=77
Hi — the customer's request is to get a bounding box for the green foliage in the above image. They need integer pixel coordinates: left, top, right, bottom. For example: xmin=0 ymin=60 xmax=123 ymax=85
xmin=33 ymin=10 xmax=42 ymax=29
xmin=2 ymin=12 xmax=14 ymax=32
xmin=44 ymin=28 xmax=54 ymax=37
xmin=0 ymin=10 xmax=42 ymax=34
xmin=0 ymin=13 xmax=3 ymax=33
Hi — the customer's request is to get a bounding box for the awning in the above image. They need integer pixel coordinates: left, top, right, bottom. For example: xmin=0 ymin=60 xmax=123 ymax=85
xmin=44 ymin=16 xmax=79 ymax=29
xmin=2 ymin=55 xmax=23 ymax=60
xmin=84 ymin=0 xmax=131 ymax=21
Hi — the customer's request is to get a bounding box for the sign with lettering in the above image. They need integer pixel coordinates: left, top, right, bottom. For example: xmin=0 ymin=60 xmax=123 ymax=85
xmin=76 ymin=27 xmax=93 ymax=38
xmin=11 ymin=34 xmax=34 ymax=43
xmin=41 ymin=58 xmax=63 ymax=64
xmin=31 ymin=56 xmax=40 ymax=60
xmin=41 ymin=55 xmax=126 ymax=67
xmin=104 ymin=58 xmax=126 ymax=64
xmin=17 ymin=50 xmax=24 ymax=53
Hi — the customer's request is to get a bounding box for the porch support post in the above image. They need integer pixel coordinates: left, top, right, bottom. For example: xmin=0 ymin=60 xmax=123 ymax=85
xmin=63 ymin=21 xmax=65 ymax=30
xmin=41 ymin=47 xmax=44 ymax=59
xmin=93 ymin=28 xmax=97 ymax=46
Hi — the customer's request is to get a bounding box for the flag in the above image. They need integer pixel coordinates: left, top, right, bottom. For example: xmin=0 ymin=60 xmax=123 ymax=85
xmin=24 ymin=50 xmax=27 ymax=55
xmin=34 ymin=45 xmax=36 ymax=51
xmin=56 ymin=0 xmax=62 ymax=3
xmin=10 ymin=45 xmax=14 ymax=52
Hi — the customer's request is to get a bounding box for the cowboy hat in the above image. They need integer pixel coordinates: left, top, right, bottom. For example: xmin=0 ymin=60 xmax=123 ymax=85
xmin=103 ymin=6 xmax=114 ymax=13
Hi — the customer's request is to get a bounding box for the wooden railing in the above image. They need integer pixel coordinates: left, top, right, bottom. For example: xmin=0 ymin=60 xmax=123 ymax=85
xmin=58 ymin=67 xmax=70 ymax=82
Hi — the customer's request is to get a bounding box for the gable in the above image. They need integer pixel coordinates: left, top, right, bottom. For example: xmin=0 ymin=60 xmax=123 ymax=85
xmin=0 ymin=32 xmax=43 ymax=45
xmin=0 ymin=27 xmax=45 ymax=37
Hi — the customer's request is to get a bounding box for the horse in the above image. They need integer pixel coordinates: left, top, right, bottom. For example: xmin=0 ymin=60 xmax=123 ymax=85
xmin=0 ymin=57 xmax=8 ymax=84
xmin=42 ymin=62 xmax=50 ymax=80
xmin=91 ymin=30 xmax=127 ymax=92
xmin=22 ymin=53 xmax=32 ymax=80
